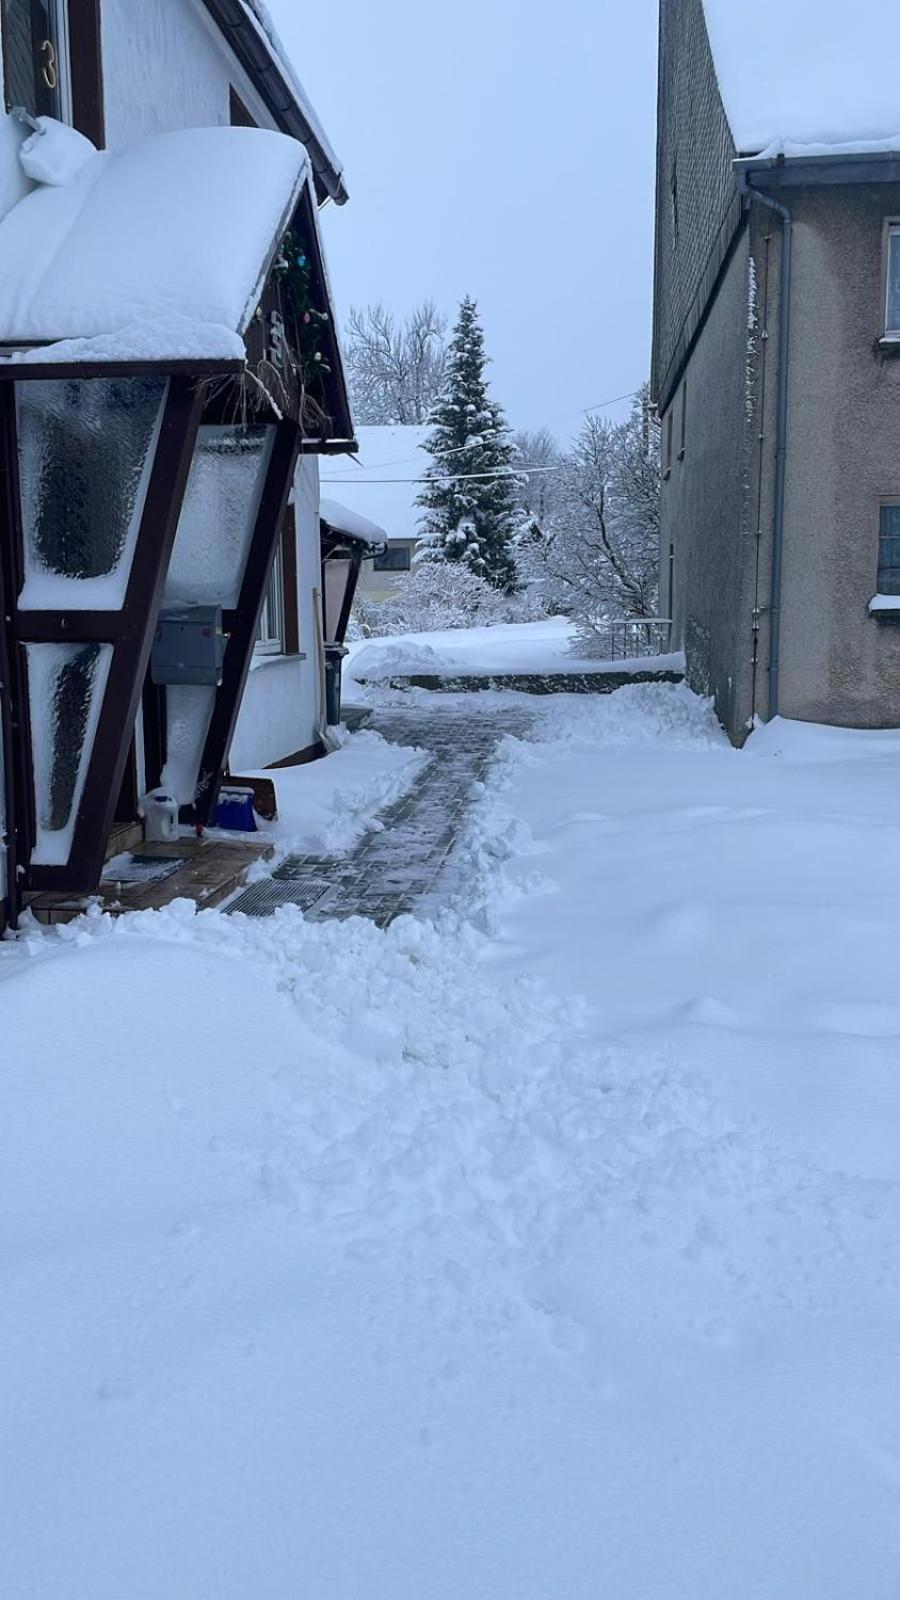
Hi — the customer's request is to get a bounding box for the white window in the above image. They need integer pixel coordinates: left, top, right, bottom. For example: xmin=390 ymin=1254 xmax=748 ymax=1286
xmin=255 ymin=540 xmax=283 ymax=654
xmin=885 ymin=225 xmax=900 ymax=336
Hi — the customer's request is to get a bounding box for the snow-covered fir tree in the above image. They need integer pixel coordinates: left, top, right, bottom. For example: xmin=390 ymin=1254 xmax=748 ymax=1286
xmin=416 ymin=296 xmax=519 ymax=590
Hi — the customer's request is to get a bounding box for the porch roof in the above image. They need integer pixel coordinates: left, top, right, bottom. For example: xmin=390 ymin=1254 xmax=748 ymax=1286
xmin=0 ymin=119 xmax=308 ymax=364
xmin=320 ymin=497 xmax=388 ymax=552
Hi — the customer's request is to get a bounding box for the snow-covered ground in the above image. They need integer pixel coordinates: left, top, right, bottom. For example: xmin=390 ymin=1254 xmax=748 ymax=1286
xmin=238 ymin=726 xmax=426 ymax=858
xmin=3 ymin=682 xmax=900 ymax=1597
xmin=347 ymin=615 xmax=683 ymax=682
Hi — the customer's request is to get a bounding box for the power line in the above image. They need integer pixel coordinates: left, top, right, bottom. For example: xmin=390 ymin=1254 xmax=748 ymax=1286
xmin=321 ymin=465 xmax=562 ymax=485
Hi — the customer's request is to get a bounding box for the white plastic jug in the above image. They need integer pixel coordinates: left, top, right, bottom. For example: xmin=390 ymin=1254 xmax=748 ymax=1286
xmin=141 ymin=788 xmax=180 ymax=843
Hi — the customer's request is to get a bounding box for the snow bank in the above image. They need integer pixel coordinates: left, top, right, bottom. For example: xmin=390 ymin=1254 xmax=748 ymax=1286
xmin=348 ymin=617 xmax=683 ymax=680
xmin=703 ymin=0 xmax=900 ymax=154
xmin=240 ymin=727 xmax=427 ymax=856
xmin=4 ymin=681 xmax=900 ymax=1595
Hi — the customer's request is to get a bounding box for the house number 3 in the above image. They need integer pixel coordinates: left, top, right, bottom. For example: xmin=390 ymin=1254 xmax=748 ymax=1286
xmin=40 ymin=39 xmax=58 ymax=90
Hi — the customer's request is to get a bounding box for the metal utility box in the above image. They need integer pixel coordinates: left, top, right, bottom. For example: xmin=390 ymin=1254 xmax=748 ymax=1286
xmin=151 ymin=606 xmax=226 ymax=687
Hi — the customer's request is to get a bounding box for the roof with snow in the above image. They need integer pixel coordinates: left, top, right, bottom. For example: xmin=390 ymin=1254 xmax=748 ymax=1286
xmin=320 ymin=425 xmax=430 ymax=544
xmin=201 ymin=0 xmax=346 ymax=204
xmin=319 ymin=498 xmax=387 ymax=549
xmin=0 ymin=117 xmax=307 ymax=362
xmin=702 ymin=0 xmax=900 ymax=157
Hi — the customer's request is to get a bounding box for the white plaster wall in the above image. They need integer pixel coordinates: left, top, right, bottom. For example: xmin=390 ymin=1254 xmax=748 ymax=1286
xmin=100 ymin=0 xmax=276 ymax=148
xmin=230 ymin=456 xmax=324 ymax=770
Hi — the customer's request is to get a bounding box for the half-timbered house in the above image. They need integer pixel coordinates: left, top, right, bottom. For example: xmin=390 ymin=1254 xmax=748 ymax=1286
xmin=0 ymin=0 xmax=356 ymax=923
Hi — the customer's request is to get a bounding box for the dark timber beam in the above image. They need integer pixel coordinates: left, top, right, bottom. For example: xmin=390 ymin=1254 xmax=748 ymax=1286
xmin=193 ymin=418 xmax=300 ymax=826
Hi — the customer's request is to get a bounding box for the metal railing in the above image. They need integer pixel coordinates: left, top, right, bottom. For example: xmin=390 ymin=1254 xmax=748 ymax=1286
xmin=590 ymin=617 xmax=673 ymax=661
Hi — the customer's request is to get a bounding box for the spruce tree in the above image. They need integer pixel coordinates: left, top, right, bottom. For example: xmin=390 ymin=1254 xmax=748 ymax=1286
xmin=416 ymin=295 xmax=519 ymax=590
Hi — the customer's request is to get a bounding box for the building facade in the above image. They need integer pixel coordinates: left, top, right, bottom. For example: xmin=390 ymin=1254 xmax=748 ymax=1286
xmin=653 ymin=0 xmax=900 ymax=741
xmin=0 ymin=0 xmax=355 ymax=922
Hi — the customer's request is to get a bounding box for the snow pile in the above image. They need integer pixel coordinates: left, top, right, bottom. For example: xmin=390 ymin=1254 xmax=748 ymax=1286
xmin=0 ymin=124 xmax=307 ymax=355
xmin=349 ymin=638 xmax=468 ymax=680
xmin=241 ymin=727 xmax=427 ymax=856
xmin=702 ymin=0 xmax=900 ymax=155
xmin=348 ymin=616 xmax=685 ymax=679
xmin=4 ymin=683 xmax=900 ymax=1594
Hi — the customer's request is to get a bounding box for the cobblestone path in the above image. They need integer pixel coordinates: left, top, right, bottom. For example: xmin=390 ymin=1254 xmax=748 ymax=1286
xmin=227 ymin=703 xmax=535 ymax=924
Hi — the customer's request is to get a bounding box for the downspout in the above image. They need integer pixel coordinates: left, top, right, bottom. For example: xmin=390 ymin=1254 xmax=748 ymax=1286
xmin=741 ymin=174 xmax=792 ymax=719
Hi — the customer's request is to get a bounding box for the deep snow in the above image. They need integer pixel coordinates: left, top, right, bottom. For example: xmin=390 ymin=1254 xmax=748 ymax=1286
xmin=347 ymin=615 xmax=684 ymax=681
xmin=3 ymin=683 xmax=900 ymax=1597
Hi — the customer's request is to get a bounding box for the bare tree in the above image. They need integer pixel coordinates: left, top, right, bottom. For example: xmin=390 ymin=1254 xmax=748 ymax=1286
xmin=345 ymin=300 xmax=448 ymax=425
xmin=527 ymin=387 xmax=661 ymax=652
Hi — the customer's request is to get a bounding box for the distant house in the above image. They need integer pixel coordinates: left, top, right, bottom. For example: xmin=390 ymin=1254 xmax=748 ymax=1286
xmin=0 ymin=0 xmax=356 ymax=924
xmin=653 ymin=0 xmax=900 ymax=741
xmin=323 ymin=425 xmax=429 ymax=601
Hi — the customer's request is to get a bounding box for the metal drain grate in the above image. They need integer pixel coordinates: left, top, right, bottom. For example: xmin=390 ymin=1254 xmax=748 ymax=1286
xmin=226 ymin=877 xmax=331 ymax=917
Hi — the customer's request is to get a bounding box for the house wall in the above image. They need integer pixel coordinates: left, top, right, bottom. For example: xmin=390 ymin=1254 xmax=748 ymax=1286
xmin=230 ymin=456 xmax=324 ymax=768
xmin=100 ymin=0 xmax=274 ymax=147
xmin=652 ymin=0 xmax=739 ymax=414
xmin=773 ymin=182 xmax=900 ymax=727
xmin=660 ymin=225 xmax=759 ymax=740
xmin=99 ymin=0 xmax=333 ymax=773
xmin=356 ymin=542 xmax=417 ymax=604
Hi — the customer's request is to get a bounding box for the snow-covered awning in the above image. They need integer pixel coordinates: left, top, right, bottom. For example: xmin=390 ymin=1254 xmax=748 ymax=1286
xmin=320 ymin=497 xmax=387 ymax=552
xmin=0 ymin=117 xmax=308 ymax=364
xmin=702 ymin=0 xmax=900 ymax=159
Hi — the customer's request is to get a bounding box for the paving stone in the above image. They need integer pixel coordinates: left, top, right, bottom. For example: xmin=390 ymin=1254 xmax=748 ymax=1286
xmin=227 ymin=704 xmax=535 ymax=924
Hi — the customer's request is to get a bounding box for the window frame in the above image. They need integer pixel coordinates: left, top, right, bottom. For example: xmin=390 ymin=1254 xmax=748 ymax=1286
xmin=255 ymin=534 xmax=284 ymax=655
xmin=1 ymin=0 xmax=71 ymax=123
xmin=876 ymin=497 xmax=900 ymax=597
xmin=883 ymin=221 xmax=900 ymax=338
xmin=372 ymin=543 xmax=412 ymax=574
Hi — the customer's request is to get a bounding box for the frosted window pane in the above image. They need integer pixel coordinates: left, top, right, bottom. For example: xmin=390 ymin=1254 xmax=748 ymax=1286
xmin=323 ymin=558 xmax=352 ymax=641
xmin=164 ymin=426 xmax=275 ymax=609
xmin=16 ymin=378 xmax=167 ymax=609
xmin=162 ymin=685 xmax=216 ymax=808
xmin=26 ymin=642 xmax=112 ymax=866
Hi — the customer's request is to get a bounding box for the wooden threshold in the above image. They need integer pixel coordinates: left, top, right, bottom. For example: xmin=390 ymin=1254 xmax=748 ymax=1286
xmin=25 ymin=835 xmax=274 ymax=925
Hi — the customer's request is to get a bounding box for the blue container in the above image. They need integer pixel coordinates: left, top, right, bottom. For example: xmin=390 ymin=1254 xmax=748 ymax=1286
xmin=214 ymin=787 xmax=257 ymax=832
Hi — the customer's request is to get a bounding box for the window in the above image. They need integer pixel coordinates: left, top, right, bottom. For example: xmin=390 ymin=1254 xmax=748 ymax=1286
xmin=663 ymin=409 xmax=673 ymax=478
xmin=886 ymin=226 xmax=900 ymax=336
xmin=256 ymin=539 xmax=284 ymax=652
xmin=877 ymin=503 xmax=900 ymax=594
xmin=2 ymin=0 xmax=70 ymax=121
xmin=678 ymin=379 xmax=687 ymax=459
xmin=373 ymin=544 xmax=412 ymax=573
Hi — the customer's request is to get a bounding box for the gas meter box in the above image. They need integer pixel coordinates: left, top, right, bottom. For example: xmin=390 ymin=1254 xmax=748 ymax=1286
xmin=151 ymin=606 xmax=226 ymax=687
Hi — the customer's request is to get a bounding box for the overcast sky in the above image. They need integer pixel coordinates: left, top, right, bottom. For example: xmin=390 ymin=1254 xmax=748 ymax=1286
xmin=267 ymin=1 xmax=658 ymax=438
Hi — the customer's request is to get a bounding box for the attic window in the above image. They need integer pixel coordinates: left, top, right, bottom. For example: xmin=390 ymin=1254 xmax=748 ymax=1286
xmin=886 ymin=225 xmax=900 ymax=336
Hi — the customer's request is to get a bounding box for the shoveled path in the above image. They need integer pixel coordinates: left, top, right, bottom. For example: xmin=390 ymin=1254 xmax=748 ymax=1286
xmin=227 ymin=703 xmax=535 ymax=924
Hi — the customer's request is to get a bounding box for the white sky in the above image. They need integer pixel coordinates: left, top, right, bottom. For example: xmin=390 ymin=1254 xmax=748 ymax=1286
xmin=267 ymin=0 xmax=658 ymax=437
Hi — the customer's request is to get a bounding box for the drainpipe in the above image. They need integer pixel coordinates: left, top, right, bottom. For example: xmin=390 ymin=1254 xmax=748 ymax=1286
xmin=741 ymin=174 xmax=792 ymax=719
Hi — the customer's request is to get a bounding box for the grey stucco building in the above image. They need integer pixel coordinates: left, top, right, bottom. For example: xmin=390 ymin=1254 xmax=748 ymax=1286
xmin=653 ymin=0 xmax=900 ymax=741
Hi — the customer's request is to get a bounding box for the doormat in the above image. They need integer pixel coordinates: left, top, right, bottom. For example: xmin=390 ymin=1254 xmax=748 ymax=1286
xmin=101 ymin=853 xmax=189 ymax=887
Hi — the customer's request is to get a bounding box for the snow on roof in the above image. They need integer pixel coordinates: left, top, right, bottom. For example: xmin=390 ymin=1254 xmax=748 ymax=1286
xmin=319 ymin=497 xmax=387 ymax=547
xmin=702 ymin=0 xmax=900 ymax=156
xmin=0 ymin=120 xmax=308 ymax=358
xmin=320 ymin=425 xmax=430 ymax=544
xmin=240 ymin=0 xmax=344 ymax=189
